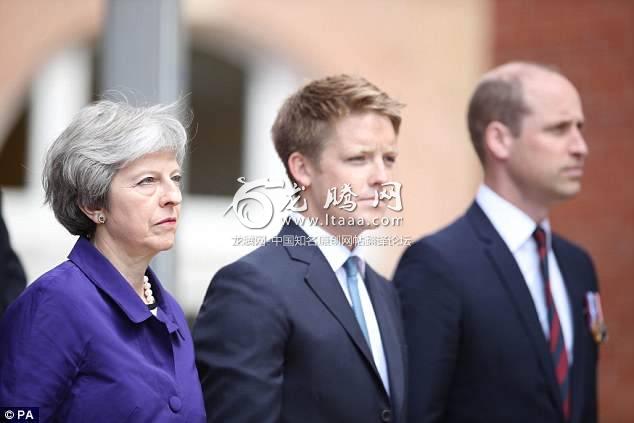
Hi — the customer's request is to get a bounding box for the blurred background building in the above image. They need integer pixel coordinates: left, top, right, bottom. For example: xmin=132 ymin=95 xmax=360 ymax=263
xmin=0 ymin=1 xmax=631 ymax=420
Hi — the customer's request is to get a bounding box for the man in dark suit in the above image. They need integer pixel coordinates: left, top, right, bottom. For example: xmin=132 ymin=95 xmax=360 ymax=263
xmin=0 ymin=189 xmax=26 ymax=318
xmin=394 ymin=62 xmax=602 ymax=423
xmin=193 ymin=74 xmax=407 ymax=423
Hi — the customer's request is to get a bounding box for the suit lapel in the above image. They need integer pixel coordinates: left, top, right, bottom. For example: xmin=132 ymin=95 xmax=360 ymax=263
xmin=281 ymin=223 xmax=382 ymax=386
xmin=365 ymin=267 xmax=405 ymax=410
xmin=466 ymin=203 xmax=562 ymax=413
xmin=553 ymin=236 xmax=586 ymax=423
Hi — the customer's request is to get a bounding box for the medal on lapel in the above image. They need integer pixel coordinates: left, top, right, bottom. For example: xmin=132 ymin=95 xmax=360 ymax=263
xmin=585 ymin=292 xmax=608 ymax=344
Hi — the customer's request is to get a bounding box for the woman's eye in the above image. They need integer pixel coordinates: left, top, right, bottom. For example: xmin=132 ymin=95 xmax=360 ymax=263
xmin=138 ymin=176 xmax=156 ymax=185
xmin=384 ymin=155 xmax=397 ymax=165
xmin=172 ymin=175 xmax=182 ymax=184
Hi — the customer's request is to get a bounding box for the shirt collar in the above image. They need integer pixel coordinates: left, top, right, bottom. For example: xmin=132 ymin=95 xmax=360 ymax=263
xmin=475 ymin=184 xmax=551 ymax=252
xmin=290 ymin=213 xmax=366 ymax=277
xmin=67 ymin=237 xmax=172 ymax=324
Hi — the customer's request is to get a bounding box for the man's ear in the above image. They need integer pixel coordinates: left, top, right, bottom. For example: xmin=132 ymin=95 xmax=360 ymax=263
xmin=79 ymin=205 xmax=106 ymax=224
xmin=484 ymin=121 xmax=515 ymax=161
xmin=287 ymin=152 xmax=316 ymax=189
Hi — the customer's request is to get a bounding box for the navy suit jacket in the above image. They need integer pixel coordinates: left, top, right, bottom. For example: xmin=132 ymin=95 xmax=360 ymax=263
xmin=394 ymin=202 xmax=598 ymax=423
xmin=193 ymin=222 xmax=407 ymax=423
xmin=0 ymin=190 xmax=26 ymax=318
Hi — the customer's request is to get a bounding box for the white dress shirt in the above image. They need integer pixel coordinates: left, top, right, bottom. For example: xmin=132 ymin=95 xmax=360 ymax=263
xmin=291 ymin=214 xmax=391 ymax=394
xmin=476 ymin=185 xmax=574 ymax=362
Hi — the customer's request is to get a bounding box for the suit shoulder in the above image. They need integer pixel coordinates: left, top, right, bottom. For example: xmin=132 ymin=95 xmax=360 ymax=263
xmin=552 ymin=232 xmax=597 ymax=274
xmin=403 ymin=214 xmax=471 ymax=263
xmin=394 ymin=215 xmax=475 ymax=298
xmin=426 ymin=214 xmax=473 ymax=246
xmin=216 ymin=241 xmax=290 ymax=281
xmin=552 ymin=232 xmax=593 ymax=259
xmin=244 ymin=240 xmax=291 ymax=266
xmin=365 ymin=261 xmax=388 ymax=281
xmin=206 ymin=242 xmax=302 ymax=306
xmin=2 ymin=261 xmax=92 ymax=335
xmin=366 ymin=264 xmax=393 ymax=292
xmin=196 ymin=243 xmax=292 ymax=333
xmin=18 ymin=261 xmax=92 ymax=306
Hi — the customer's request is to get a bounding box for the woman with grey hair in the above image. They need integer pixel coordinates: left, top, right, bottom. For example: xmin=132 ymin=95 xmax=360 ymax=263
xmin=0 ymin=100 xmax=206 ymax=421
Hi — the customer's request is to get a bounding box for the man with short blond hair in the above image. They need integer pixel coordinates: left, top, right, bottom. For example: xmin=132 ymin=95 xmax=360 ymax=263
xmin=194 ymin=74 xmax=407 ymax=423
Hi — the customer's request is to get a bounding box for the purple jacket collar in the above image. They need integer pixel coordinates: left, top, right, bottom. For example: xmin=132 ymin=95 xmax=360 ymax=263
xmin=67 ymin=237 xmax=178 ymax=333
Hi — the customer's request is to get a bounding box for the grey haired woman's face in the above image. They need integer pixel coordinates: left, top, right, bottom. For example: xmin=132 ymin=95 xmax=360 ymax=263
xmin=92 ymin=150 xmax=182 ymax=257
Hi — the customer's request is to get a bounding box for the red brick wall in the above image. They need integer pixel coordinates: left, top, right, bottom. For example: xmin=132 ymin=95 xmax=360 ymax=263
xmin=494 ymin=1 xmax=634 ymax=421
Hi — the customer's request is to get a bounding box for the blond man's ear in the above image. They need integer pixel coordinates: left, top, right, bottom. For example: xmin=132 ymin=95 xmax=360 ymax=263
xmin=287 ymin=152 xmax=316 ymax=189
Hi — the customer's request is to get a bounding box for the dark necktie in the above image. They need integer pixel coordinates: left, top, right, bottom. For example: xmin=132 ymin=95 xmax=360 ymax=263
xmin=533 ymin=226 xmax=570 ymax=420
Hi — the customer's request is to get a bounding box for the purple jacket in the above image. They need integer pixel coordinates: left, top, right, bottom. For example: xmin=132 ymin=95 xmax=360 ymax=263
xmin=0 ymin=237 xmax=206 ymax=422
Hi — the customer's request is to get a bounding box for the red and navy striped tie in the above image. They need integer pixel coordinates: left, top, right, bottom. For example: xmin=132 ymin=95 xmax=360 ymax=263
xmin=533 ymin=226 xmax=570 ymax=420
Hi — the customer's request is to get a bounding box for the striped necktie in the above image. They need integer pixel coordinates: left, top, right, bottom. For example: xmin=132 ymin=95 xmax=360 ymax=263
xmin=343 ymin=256 xmax=370 ymax=347
xmin=533 ymin=226 xmax=570 ymax=420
